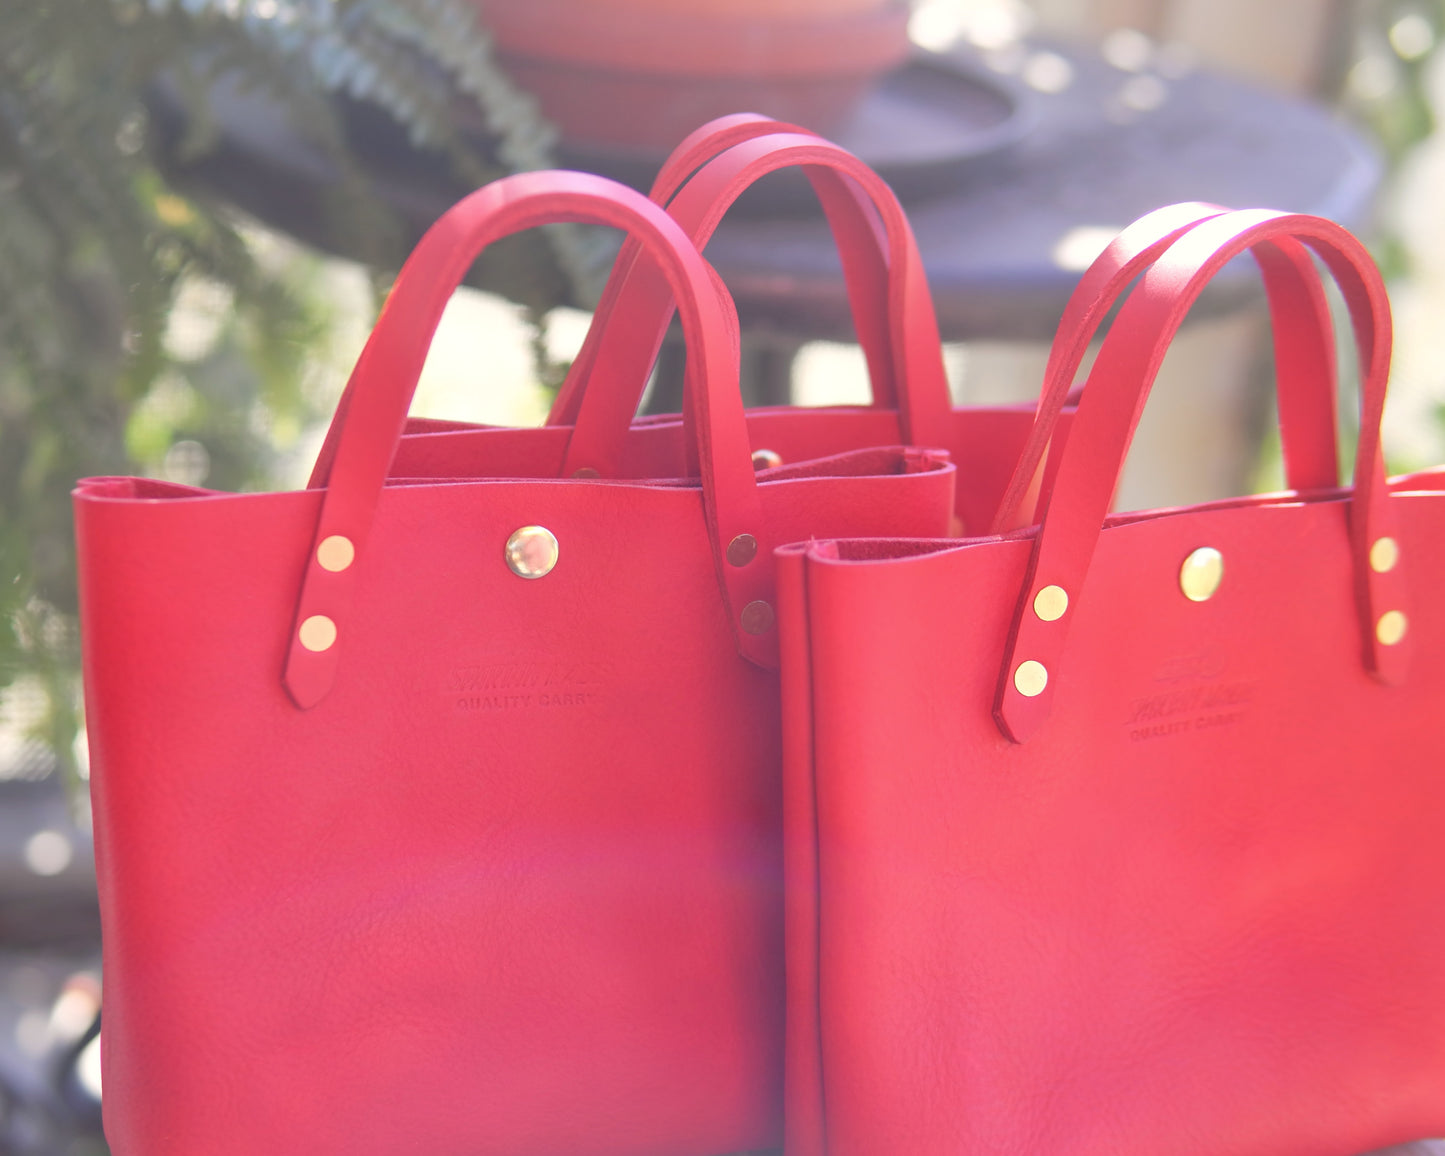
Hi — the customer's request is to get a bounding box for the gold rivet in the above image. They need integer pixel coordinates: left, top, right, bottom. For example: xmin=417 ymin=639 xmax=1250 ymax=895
xmin=1014 ymin=659 xmax=1048 ymax=697
xmin=751 ymin=449 xmax=783 ymax=470
xmin=573 ymin=466 xmax=600 ymax=479
xmin=505 ymin=526 xmax=559 ymax=579
xmin=727 ymin=533 xmax=758 ymax=567
xmin=1377 ymin=610 xmax=1408 ymax=646
xmin=1180 ymin=547 xmax=1224 ymax=602
xmin=740 ymin=600 xmax=774 ymax=635
xmin=1033 ymin=585 xmax=1068 ymax=622
xmin=316 ymin=534 xmax=355 ymax=573
xmin=1370 ymin=537 xmax=1399 ymax=573
xmin=299 ymin=614 xmax=337 ymax=652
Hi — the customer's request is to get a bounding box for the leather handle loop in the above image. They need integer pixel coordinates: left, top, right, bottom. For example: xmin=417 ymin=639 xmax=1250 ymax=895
xmin=651 ymin=114 xmax=820 ymax=206
xmin=995 ymin=210 xmax=1403 ymax=743
xmin=284 ymin=172 xmax=776 ymax=709
xmin=990 ymin=202 xmax=1342 ymax=532
xmin=547 ymin=114 xmax=838 ymax=427
xmin=306 ymin=114 xmax=828 ymax=490
xmin=557 ymin=131 xmax=951 ymax=478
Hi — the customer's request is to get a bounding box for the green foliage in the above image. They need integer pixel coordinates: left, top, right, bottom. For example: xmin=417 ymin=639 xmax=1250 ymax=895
xmin=0 ymin=0 xmax=581 ymax=781
xmin=1337 ymin=0 xmax=1445 ymax=276
xmin=1340 ymin=1 xmax=1445 ymax=158
xmin=1324 ymin=0 xmax=1445 ymax=476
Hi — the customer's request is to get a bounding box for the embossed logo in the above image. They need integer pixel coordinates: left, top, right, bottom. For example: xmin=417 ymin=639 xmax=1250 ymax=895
xmin=1124 ymin=652 xmax=1254 ymax=742
xmin=445 ymin=661 xmax=610 ymax=713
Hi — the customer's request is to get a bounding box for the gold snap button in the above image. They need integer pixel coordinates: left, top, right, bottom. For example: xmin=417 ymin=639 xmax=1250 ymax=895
xmin=1033 ymin=585 xmax=1068 ymax=622
xmin=573 ymin=467 xmax=600 ymax=479
xmin=1014 ymin=660 xmax=1048 ymax=697
xmin=316 ymin=535 xmax=355 ymax=573
xmin=299 ymin=615 xmax=337 ymax=653
xmin=740 ymin=600 xmax=774 ymax=635
xmin=1180 ymin=547 xmax=1224 ymax=602
xmin=727 ymin=534 xmax=758 ymax=567
xmin=751 ymin=449 xmax=783 ymax=470
xmin=1376 ymin=610 xmax=1408 ymax=646
xmin=506 ymin=526 xmax=559 ymax=579
xmin=1370 ymin=537 xmax=1399 ymax=574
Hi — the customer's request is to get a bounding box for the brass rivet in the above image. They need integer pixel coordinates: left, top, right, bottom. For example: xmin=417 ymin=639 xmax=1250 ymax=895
xmin=751 ymin=448 xmax=783 ymax=470
xmin=1180 ymin=547 xmax=1224 ymax=602
xmin=1370 ymin=537 xmax=1399 ymax=574
xmin=316 ymin=534 xmax=355 ymax=573
xmin=299 ymin=614 xmax=337 ymax=653
xmin=1014 ymin=659 xmax=1048 ymax=697
xmin=573 ymin=466 xmax=600 ymax=479
xmin=505 ymin=526 xmax=559 ymax=579
xmin=1033 ymin=584 xmax=1068 ymax=622
xmin=740 ymin=600 xmax=774 ymax=635
xmin=727 ymin=533 xmax=759 ymax=567
xmin=1377 ymin=610 xmax=1408 ymax=646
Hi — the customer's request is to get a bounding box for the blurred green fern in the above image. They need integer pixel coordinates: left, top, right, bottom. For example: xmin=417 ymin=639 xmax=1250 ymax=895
xmin=0 ymin=0 xmax=583 ymax=783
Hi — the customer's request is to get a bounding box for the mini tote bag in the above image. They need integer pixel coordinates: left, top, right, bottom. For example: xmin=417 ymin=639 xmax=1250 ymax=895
xmin=75 ymin=171 xmax=955 ymax=1155
xmin=777 ymin=209 xmax=1445 ymax=1156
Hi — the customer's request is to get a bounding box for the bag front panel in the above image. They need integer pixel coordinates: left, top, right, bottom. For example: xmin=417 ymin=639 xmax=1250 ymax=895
xmin=798 ymin=487 xmax=1445 ymax=1156
xmin=76 ymin=458 xmax=948 ymax=1156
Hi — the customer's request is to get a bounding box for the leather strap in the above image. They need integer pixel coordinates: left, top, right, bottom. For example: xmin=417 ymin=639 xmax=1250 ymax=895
xmin=285 ymin=172 xmax=776 ymax=709
xmin=995 ymin=211 xmax=1403 ymax=743
xmin=545 ymin=113 xmax=893 ymax=426
xmin=562 ymin=132 xmax=952 ymax=478
xmin=990 ymin=202 xmax=1341 ymax=531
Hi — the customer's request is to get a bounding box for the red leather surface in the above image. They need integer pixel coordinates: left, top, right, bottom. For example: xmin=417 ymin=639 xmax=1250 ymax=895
xmin=74 ymin=172 xmax=955 ymax=1155
xmin=780 ymin=213 xmax=1445 ymax=1155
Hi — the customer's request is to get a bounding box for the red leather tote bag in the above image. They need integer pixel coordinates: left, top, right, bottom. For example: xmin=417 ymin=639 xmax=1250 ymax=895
xmin=777 ymin=210 xmax=1445 ymax=1156
xmin=74 ymin=172 xmax=956 ymax=1156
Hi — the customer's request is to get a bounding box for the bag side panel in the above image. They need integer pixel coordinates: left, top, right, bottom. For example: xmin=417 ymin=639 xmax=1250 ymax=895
xmin=778 ymin=544 xmax=827 ymax=1156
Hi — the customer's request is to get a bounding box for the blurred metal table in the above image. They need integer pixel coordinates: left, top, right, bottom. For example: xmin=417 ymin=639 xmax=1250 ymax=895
xmin=701 ymin=40 xmax=1379 ymax=341
xmin=154 ymin=38 xmax=1380 ymax=407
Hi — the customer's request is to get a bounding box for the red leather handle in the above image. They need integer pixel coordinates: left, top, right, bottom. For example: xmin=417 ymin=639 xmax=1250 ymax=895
xmin=995 ymin=211 xmax=1403 ymax=743
xmin=546 ymin=114 xmax=855 ymax=427
xmin=307 ymin=115 xmax=835 ymax=490
xmin=990 ymin=202 xmax=1341 ymax=531
xmin=284 ymin=172 xmax=776 ymax=709
xmin=561 ymin=132 xmax=952 ymax=479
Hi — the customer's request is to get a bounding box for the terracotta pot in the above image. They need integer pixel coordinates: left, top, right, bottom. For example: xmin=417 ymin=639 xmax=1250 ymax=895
xmin=482 ymin=0 xmax=913 ymax=151
xmin=577 ymin=0 xmax=886 ymax=14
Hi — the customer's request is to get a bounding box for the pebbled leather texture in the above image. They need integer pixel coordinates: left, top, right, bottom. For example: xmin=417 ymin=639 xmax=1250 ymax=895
xmin=778 ymin=210 xmax=1445 ymax=1156
xmin=74 ymin=172 xmax=956 ymax=1156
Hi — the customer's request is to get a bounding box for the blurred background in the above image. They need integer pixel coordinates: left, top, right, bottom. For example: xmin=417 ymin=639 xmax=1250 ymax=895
xmin=2 ymin=0 xmax=1444 ymax=1150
